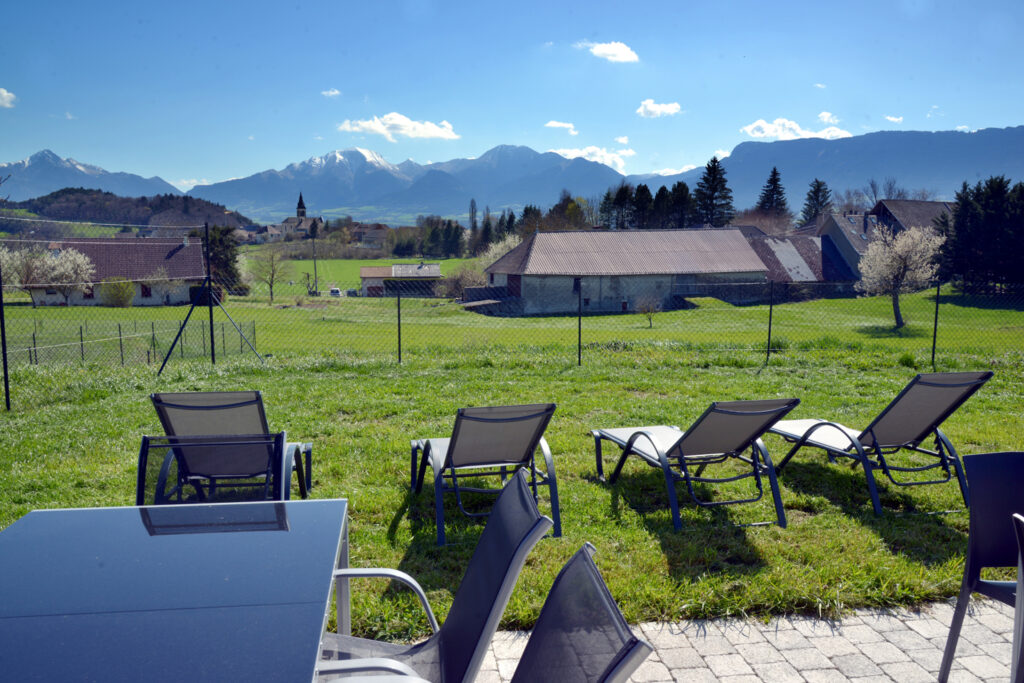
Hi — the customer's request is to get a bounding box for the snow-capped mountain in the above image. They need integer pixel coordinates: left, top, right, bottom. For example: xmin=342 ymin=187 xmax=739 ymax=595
xmin=0 ymin=150 xmax=181 ymax=201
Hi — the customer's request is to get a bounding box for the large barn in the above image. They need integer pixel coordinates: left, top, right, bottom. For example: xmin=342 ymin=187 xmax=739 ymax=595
xmin=483 ymin=230 xmax=768 ymax=315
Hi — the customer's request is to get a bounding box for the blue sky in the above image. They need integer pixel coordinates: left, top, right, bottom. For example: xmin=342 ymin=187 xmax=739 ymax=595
xmin=2 ymin=0 xmax=1021 ymax=191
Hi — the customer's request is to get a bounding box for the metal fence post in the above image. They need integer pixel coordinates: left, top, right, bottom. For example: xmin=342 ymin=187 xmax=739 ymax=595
xmin=396 ymin=289 xmax=402 ymax=364
xmin=151 ymin=322 xmax=156 ymax=357
xmin=80 ymin=326 xmax=84 ymax=361
xmin=118 ymin=323 xmax=124 ymax=366
xmin=931 ymin=282 xmax=941 ymax=371
xmin=766 ymin=281 xmax=775 ymax=364
xmin=0 ymin=261 xmax=11 ymax=411
xmin=32 ymin=331 xmax=37 ymax=365
xmin=577 ymin=286 xmax=582 ymax=367
xmin=204 ymin=223 xmax=216 ymax=365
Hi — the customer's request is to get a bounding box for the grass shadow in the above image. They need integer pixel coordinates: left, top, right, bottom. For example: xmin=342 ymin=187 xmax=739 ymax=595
xmin=856 ymin=324 xmax=929 ymax=339
xmin=779 ymin=460 xmax=966 ymax=565
xmin=938 ymin=293 xmax=1024 ymax=312
xmin=607 ymin=466 xmax=768 ymax=583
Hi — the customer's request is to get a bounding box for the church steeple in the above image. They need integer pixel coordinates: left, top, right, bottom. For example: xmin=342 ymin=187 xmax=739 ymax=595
xmin=297 ymin=192 xmax=307 ymax=218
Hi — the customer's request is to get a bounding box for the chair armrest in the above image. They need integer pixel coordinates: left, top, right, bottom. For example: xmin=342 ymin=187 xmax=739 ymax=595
xmin=333 ymin=568 xmax=439 ymax=633
xmin=316 ymin=657 xmax=423 ymax=677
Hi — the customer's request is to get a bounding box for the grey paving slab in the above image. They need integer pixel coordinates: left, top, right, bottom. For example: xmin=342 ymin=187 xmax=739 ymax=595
xmin=481 ymin=598 xmax=1015 ymax=681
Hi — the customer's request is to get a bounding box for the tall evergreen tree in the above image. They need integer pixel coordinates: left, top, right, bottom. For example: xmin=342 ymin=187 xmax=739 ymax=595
xmin=756 ymin=167 xmax=789 ymax=216
xmin=506 ymin=209 xmax=516 ymax=236
xmin=668 ymin=181 xmax=693 ymax=229
xmin=468 ymin=198 xmax=478 ymax=233
xmin=478 ymin=209 xmax=494 ymax=253
xmin=651 ymin=185 xmax=672 ymax=228
xmin=800 ymin=178 xmax=833 ymax=225
xmin=693 ymin=157 xmax=735 ymax=227
xmin=598 ymin=189 xmax=615 ymax=228
xmin=632 ymin=184 xmax=654 ymax=229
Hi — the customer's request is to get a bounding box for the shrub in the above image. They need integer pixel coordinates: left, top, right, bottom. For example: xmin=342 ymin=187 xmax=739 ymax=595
xmin=434 ymin=263 xmax=486 ymax=299
xmin=99 ymin=277 xmax=135 ymax=307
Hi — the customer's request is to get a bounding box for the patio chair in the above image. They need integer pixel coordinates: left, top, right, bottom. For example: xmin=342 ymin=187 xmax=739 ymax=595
xmin=1012 ymin=513 xmax=1024 ymax=683
xmin=592 ymin=398 xmax=800 ymax=529
xmin=318 ymin=470 xmax=553 ymax=683
xmin=411 ymin=403 xmax=560 ymax=545
xmin=135 ymin=433 xmax=297 ymax=505
xmin=770 ymin=371 xmax=992 ymax=515
xmin=321 ymin=543 xmax=653 ymax=683
xmin=937 ymin=451 xmax=1024 ymax=682
xmin=151 ymin=390 xmax=312 ymax=498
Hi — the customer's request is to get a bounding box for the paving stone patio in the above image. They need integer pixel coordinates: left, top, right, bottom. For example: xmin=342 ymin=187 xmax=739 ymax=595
xmin=476 ymin=598 xmax=1015 ymax=682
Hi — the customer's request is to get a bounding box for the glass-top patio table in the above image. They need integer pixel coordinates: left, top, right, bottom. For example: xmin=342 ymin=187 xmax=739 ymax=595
xmin=0 ymin=499 xmax=348 ymax=682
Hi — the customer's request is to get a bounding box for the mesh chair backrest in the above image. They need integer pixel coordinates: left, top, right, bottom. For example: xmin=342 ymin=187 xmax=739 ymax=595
xmin=859 ymin=372 xmax=992 ymax=449
xmin=151 ymin=391 xmax=270 ymax=437
xmin=136 ymin=433 xmax=284 ymax=505
xmin=962 ymin=453 xmax=1024 ymax=571
xmin=672 ymin=398 xmax=800 ymax=458
xmin=439 ymin=469 xmax=553 ymax=683
xmin=511 ymin=544 xmax=651 ymax=683
xmin=446 ymin=403 xmax=556 ymax=468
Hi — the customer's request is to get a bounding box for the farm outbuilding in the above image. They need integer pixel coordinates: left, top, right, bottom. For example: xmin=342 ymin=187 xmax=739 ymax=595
xmin=482 ymin=230 xmax=768 ymax=315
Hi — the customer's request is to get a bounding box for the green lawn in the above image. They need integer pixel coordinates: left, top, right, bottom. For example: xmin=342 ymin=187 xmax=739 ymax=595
xmin=1 ymin=289 xmax=1021 ymax=640
xmin=240 ymin=252 xmax=476 ymax=290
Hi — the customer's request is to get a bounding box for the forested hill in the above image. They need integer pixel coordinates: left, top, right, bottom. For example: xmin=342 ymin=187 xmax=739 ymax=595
xmin=0 ymin=188 xmax=254 ymax=235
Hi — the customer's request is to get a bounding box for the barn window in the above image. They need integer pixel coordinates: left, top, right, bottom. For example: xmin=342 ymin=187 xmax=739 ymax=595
xmin=83 ymin=287 xmax=94 ymax=300
xmin=572 ymin=277 xmax=581 ymax=293
xmin=141 ymin=284 xmax=152 ymax=298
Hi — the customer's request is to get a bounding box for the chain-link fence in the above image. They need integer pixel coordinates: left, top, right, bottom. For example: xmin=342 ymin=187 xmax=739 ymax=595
xmin=2 ymin=249 xmax=1022 ymax=411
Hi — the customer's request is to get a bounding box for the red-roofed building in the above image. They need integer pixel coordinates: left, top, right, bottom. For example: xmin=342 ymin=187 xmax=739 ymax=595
xmin=8 ymin=237 xmax=206 ymax=306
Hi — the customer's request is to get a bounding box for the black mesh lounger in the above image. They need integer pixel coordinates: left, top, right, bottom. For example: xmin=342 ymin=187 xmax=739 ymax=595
xmin=411 ymin=403 xmax=560 ymax=545
xmin=592 ymin=398 xmax=799 ymax=529
xmin=770 ymin=371 xmax=992 ymax=515
xmin=151 ymin=390 xmax=312 ymax=499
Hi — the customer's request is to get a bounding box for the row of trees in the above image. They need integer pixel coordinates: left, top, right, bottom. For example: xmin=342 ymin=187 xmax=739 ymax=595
xmin=937 ymin=176 xmax=1024 ymax=293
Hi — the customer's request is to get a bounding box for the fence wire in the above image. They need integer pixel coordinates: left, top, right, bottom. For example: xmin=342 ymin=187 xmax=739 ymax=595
xmin=2 ymin=267 xmax=1022 ymax=411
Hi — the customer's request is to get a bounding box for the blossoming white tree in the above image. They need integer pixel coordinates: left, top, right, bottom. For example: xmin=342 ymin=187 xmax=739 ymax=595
xmin=856 ymin=226 xmax=945 ymax=329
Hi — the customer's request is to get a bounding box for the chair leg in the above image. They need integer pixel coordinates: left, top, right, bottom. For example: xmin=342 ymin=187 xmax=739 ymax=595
xmin=303 ymin=444 xmax=313 ymax=492
xmin=937 ymin=430 xmax=970 ymax=508
xmin=410 ymin=441 xmax=421 ymax=491
xmin=539 ymin=443 xmax=562 ymax=538
xmin=1014 ymin=563 xmax=1024 ymax=683
xmin=938 ymin=580 xmax=975 ymax=682
xmin=609 ymin=447 xmax=631 ymax=484
xmin=593 ymin=432 xmax=606 ymax=481
xmin=853 ymin=444 xmax=884 ymax=516
xmin=755 ymin=441 xmax=787 ymax=528
xmin=434 ymin=476 xmax=447 ymax=546
xmin=415 ymin=445 xmax=432 ymax=494
xmin=658 ymin=458 xmax=683 ymax=531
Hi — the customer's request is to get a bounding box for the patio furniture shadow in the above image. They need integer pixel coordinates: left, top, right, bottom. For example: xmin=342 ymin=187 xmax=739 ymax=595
xmin=607 ymin=467 xmax=767 ymax=583
xmin=937 ymin=293 xmax=1024 ymax=312
xmin=781 ymin=460 xmax=966 ymax=566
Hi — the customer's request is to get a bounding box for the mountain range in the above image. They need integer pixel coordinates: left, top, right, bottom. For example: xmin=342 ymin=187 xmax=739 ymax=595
xmin=4 ymin=126 xmax=1023 ymax=224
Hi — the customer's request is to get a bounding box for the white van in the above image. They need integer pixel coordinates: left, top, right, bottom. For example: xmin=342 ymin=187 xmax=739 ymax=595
xmin=329 ymin=287 xmax=342 ymax=297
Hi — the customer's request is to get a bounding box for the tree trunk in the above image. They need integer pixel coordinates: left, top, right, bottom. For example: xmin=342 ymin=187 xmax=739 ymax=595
xmin=891 ymin=291 xmax=904 ymax=328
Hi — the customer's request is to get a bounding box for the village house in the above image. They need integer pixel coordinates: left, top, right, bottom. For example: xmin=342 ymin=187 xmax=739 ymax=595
xmin=263 ymin=193 xmax=323 ymax=242
xmin=360 ymin=262 xmax=442 ymax=297
xmin=481 ymin=229 xmax=769 ymax=315
xmin=18 ymin=237 xmax=205 ymax=306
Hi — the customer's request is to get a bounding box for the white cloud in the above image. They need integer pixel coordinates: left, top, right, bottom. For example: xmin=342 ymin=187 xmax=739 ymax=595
xmin=818 ymin=111 xmax=839 ymax=124
xmin=0 ymin=88 xmax=16 ymax=108
xmin=714 ymin=149 xmax=731 ymax=159
xmin=549 ymin=145 xmax=635 ymax=171
xmin=615 ymin=135 xmax=629 ymax=144
xmin=814 ymin=83 xmax=827 ymax=89
xmin=314 ymin=135 xmax=324 ymax=141
xmin=338 ymin=112 xmax=460 ymax=142
xmin=64 ymin=112 xmax=76 ymax=120
xmin=956 ymin=125 xmax=974 ymax=132
xmin=636 ymin=98 xmax=681 ymax=118
xmin=885 ymin=115 xmax=904 ymax=123
xmin=574 ymin=40 xmax=639 ymax=63
xmin=655 ymin=165 xmax=698 ymax=175
xmin=740 ymin=117 xmax=852 ymax=141
xmin=248 ymin=135 xmax=255 ymax=140
xmin=545 ymin=120 xmax=578 ymax=136
xmin=321 ymin=88 xmax=341 ymax=98
xmin=927 ymin=104 xmax=943 ymax=118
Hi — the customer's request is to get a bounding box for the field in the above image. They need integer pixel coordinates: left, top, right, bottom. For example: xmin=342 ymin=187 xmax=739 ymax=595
xmin=1 ymin=287 xmax=1022 ymax=640
xmin=239 ymin=253 xmax=477 ymax=291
